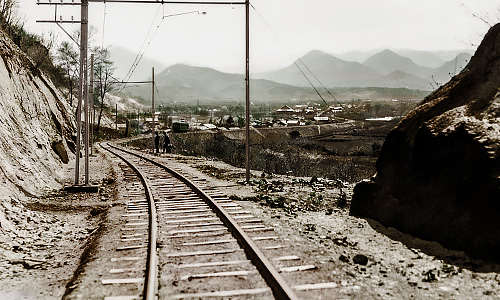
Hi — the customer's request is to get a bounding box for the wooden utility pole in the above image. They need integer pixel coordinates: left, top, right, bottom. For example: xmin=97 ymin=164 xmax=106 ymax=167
xmin=76 ymin=0 xmax=88 ymax=185
xmin=84 ymin=47 xmax=90 ymax=185
xmin=37 ymin=0 xmax=97 ymax=191
xmin=245 ymin=0 xmax=250 ymax=182
xmin=90 ymin=54 xmax=94 ymax=157
xmin=151 ymin=67 xmax=155 ymax=154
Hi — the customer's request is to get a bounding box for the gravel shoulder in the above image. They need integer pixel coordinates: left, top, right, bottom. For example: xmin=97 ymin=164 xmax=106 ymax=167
xmin=1 ymin=143 xmax=499 ymax=299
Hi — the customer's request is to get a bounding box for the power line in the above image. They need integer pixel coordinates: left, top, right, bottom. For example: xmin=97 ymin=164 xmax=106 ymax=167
xmin=118 ymin=5 xmax=163 ymax=92
xmin=101 ymin=2 xmax=107 ymax=49
xmin=250 ymin=3 xmax=340 ymax=106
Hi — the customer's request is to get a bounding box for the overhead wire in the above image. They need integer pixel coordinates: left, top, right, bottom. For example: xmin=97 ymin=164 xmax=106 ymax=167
xmin=101 ymin=2 xmax=107 ymax=49
xmin=250 ymin=3 xmax=341 ymax=106
xmin=118 ymin=4 xmax=164 ymax=93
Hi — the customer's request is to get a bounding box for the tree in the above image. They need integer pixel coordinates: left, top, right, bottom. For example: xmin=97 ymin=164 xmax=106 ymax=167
xmin=0 ymin=0 xmax=19 ymax=33
xmin=56 ymin=41 xmax=79 ymax=105
xmin=226 ymin=116 xmax=234 ymax=128
xmin=92 ymin=46 xmax=116 ymax=137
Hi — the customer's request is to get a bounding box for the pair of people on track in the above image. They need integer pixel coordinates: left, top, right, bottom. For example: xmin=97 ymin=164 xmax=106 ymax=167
xmin=155 ymin=131 xmax=172 ymax=154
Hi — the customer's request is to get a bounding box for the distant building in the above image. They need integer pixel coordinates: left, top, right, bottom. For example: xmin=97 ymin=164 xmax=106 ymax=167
xmin=313 ymin=116 xmax=329 ymax=122
xmin=275 ymin=105 xmax=294 ymax=116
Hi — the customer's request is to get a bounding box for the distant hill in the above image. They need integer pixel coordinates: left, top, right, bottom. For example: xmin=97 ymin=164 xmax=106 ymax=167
xmin=428 ymin=52 xmax=472 ymax=86
xmin=376 ymin=70 xmax=432 ymax=91
xmin=335 ymin=50 xmax=382 ymax=64
xmin=254 ymin=49 xmax=473 ymax=91
xmin=110 ymin=46 xmax=166 ymax=82
xmin=122 ymin=64 xmax=320 ymax=104
xmin=116 ymin=49 xmax=474 ymax=104
xmin=255 ymin=50 xmax=380 ymax=88
xmin=338 ymin=49 xmax=474 ymax=68
xmin=363 ymin=49 xmax=432 ymax=78
xmin=394 ymin=49 xmax=446 ymax=68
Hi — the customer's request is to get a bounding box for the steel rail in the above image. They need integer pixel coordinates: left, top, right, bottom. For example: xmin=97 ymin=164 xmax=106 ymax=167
xmin=101 ymin=143 xmax=158 ymax=300
xmin=107 ymin=143 xmax=299 ymax=300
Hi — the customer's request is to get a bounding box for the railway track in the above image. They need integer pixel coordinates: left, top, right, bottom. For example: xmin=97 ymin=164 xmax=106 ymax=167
xmin=98 ymin=142 xmax=338 ymax=299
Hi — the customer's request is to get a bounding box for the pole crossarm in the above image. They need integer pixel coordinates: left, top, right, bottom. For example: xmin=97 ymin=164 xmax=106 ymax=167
xmin=88 ymin=0 xmax=245 ymax=4
xmin=36 ymin=20 xmax=83 ymax=23
xmin=37 ymin=1 xmax=83 ymax=5
xmin=93 ymin=80 xmax=153 ymax=84
xmin=37 ymin=0 xmax=245 ymax=4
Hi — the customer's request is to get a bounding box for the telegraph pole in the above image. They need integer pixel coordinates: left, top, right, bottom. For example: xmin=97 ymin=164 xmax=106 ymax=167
xmin=84 ymin=41 xmax=90 ymax=185
xmin=245 ymin=0 xmax=250 ymax=182
xmin=76 ymin=0 xmax=88 ymax=185
xmin=89 ymin=54 xmax=94 ymax=157
xmin=115 ymin=104 xmax=118 ymax=130
xmin=37 ymin=0 xmax=96 ymax=192
xmin=151 ymin=68 xmax=155 ymax=154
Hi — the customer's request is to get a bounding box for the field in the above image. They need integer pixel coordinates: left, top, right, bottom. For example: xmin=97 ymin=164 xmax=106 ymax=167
xmin=126 ymin=119 xmax=397 ymax=183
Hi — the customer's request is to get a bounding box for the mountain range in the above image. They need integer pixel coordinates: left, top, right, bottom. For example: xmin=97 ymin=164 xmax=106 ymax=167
xmin=255 ymin=49 xmax=471 ymax=91
xmin=112 ymin=47 xmax=473 ymax=104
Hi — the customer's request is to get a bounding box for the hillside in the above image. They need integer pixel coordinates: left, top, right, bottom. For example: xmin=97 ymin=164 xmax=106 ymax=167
xmin=0 ymin=28 xmax=74 ymax=196
xmin=122 ymin=64 xmax=321 ymax=104
xmin=0 ymin=26 xmax=75 ymax=239
xmin=351 ymin=23 xmax=500 ymax=262
xmin=256 ymin=50 xmax=381 ymax=88
xmin=256 ymin=49 xmax=472 ymax=91
xmin=376 ymin=70 xmax=432 ymax=91
xmin=363 ymin=49 xmax=432 ymax=78
xmin=120 ymin=63 xmax=428 ymax=105
xmin=113 ymin=48 xmax=474 ymax=103
xmin=110 ymin=46 xmax=166 ymax=82
xmin=429 ymin=52 xmax=472 ymax=86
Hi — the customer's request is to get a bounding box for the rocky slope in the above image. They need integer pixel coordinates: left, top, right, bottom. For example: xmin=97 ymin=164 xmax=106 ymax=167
xmin=350 ymin=23 xmax=500 ymax=262
xmin=0 ymin=27 xmax=74 ymax=230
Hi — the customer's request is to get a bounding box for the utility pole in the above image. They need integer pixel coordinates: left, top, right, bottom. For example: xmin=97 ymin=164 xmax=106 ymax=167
xmin=37 ymin=0 xmax=97 ymax=192
xmin=76 ymin=0 xmax=88 ymax=186
xmin=84 ymin=44 xmax=90 ymax=185
xmin=151 ymin=67 xmax=155 ymax=154
xmin=245 ymin=0 xmax=250 ymax=182
xmin=90 ymin=54 xmax=94 ymax=156
xmin=115 ymin=103 xmax=118 ymax=130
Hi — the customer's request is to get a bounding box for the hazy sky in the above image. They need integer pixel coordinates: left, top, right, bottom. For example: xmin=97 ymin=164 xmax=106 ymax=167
xmin=18 ymin=0 xmax=500 ymax=74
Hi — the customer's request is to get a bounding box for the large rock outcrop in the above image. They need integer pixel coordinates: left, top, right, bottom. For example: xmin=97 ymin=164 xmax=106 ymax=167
xmin=350 ymin=24 xmax=500 ymax=261
xmin=0 ymin=28 xmax=74 ymax=198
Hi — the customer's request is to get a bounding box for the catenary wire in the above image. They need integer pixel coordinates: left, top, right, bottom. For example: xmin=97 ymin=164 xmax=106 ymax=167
xmin=101 ymin=2 xmax=107 ymax=49
xmin=118 ymin=5 xmax=163 ymax=92
xmin=250 ymin=3 xmax=341 ymax=106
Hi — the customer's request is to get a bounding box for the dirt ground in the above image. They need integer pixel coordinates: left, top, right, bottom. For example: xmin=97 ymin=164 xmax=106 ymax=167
xmin=0 ymin=143 xmax=499 ymax=299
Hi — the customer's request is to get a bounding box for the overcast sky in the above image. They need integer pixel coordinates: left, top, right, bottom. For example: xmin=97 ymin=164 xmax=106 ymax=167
xmin=18 ymin=0 xmax=499 ymax=74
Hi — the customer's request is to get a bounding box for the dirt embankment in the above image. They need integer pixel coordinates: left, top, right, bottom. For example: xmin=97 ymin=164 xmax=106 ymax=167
xmin=351 ymin=23 xmax=500 ymax=262
xmin=0 ymin=148 xmax=116 ymax=300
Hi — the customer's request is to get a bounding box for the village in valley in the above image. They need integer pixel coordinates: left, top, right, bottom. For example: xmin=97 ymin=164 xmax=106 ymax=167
xmin=111 ymin=95 xmax=416 ymax=134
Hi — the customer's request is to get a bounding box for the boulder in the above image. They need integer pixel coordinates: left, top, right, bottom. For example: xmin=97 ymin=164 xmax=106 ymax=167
xmin=350 ymin=24 xmax=500 ymax=262
xmin=51 ymin=140 xmax=69 ymax=164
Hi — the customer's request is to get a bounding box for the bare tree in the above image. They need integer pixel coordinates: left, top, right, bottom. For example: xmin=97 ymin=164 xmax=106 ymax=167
xmin=461 ymin=3 xmax=500 ymax=28
xmin=92 ymin=46 xmax=116 ymax=137
xmin=56 ymin=41 xmax=79 ymax=105
xmin=0 ymin=0 xmax=19 ymax=30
